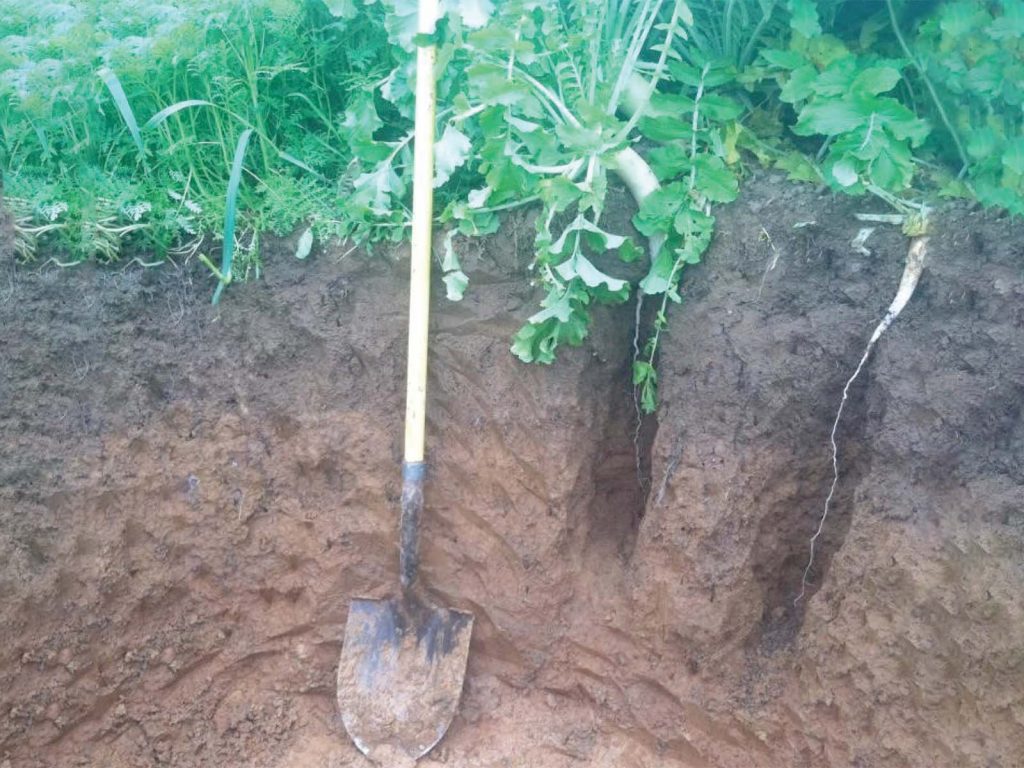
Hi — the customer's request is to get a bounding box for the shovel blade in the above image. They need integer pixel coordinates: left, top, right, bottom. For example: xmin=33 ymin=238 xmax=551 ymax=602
xmin=337 ymin=595 xmax=472 ymax=763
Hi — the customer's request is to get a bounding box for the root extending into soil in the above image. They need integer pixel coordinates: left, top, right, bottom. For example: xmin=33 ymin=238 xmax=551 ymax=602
xmin=796 ymin=233 xmax=929 ymax=605
xmin=632 ymin=288 xmax=646 ymax=493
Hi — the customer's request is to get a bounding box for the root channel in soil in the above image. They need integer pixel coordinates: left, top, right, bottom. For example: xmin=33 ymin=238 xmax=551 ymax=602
xmin=1 ymin=176 xmax=1023 ymax=767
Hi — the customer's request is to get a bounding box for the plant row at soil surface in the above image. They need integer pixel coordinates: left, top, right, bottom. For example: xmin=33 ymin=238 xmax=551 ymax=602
xmin=3 ymin=0 xmax=1022 ymax=405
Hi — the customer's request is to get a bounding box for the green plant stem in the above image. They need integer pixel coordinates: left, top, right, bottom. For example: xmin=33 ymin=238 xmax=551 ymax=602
xmin=636 ymin=63 xmax=709 ymax=413
xmin=739 ymin=1 xmax=778 ymax=68
xmin=615 ymin=0 xmax=686 ymax=142
xmin=607 ymin=0 xmax=664 ymax=116
xmin=884 ymin=0 xmax=968 ymax=179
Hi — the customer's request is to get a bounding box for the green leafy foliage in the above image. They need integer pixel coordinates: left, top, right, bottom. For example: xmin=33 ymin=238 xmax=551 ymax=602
xmin=2 ymin=0 xmax=1022 ymax=411
xmin=910 ymin=0 xmax=1024 ymax=214
xmin=750 ymin=0 xmax=1023 ymax=217
xmin=761 ymin=48 xmax=930 ymax=193
xmin=1 ymin=0 xmax=393 ymax=285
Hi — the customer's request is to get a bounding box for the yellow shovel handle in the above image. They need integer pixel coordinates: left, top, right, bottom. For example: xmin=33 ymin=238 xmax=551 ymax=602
xmin=404 ymin=0 xmax=440 ymax=464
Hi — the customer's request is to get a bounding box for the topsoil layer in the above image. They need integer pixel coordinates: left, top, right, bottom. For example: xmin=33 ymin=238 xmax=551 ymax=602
xmin=1 ymin=176 xmax=1022 ymax=767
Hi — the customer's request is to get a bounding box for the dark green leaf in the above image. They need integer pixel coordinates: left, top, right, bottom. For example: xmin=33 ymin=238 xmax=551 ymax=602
xmin=780 ymin=65 xmax=818 ymax=104
xmin=810 ymin=59 xmax=858 ymax=96
xmin=693 ymin=155 xmax=739 ymax=202
xmin=775 ymin=151 xmax=821 ymax=183
xmin=699 ymin=94 xmax=743 ymax=122
xmin=634 ymin=182 xmax=687 ymax=236
xmin=967 ymin=128 xmax=999 ymax=160
xmin=638 ymin=116 xmax=693 ymax=142
xmin=99 ymin=67 xmax=144 ymax=157
xmin=618 ymin=239 xmax=643 ymax=264
xmin=793 ymin=99 xmax=866 ymax=135
xmin=213 ymin=128 xmax=254 ymax=305
xmin=851 ymin=66 xmax=901 ymax=96
xmin=648 ymin=142 xmax=692 ymax=180
xmin=759 ymin=49 xmax=808 ymax=70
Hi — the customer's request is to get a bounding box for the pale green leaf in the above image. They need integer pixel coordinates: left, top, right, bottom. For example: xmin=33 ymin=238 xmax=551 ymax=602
xmin=1002 ymin=138 xmax=1024 ymax=176
xmin=760 ymin=49 xmax=808 ymax=69
xmin=550 ymin=216 xmax=627 ymax=255
xmin=449 ymin=0 xmax=494 ymax=28
xmin=467 ymin=186 xmax=491 ymax=208
xmin=788 ymin=0 xmax=821 ymax=37
xmin=555 ymin=254 xmax=628 ymax=292
xmin=831 ymin=158 xmax=859 ymax=187
xmin=434 ymin=124 xmax=471 ymax=187
xmin=322 ymin=0 xmax=358 ymax=18
xmin=939 ymin=0 xmax=989 ymax=37
xmin=966 ymin=128 xmax=999 ymax=160
xmin=852 ymin=66 xmax=901 ymax=96
xmin=528 ymin=290 xmax=575 ymax=324
xmin=987 ymin=0 xmax=1024 ymax=39
xmin=443 ymin=270 xmax=469 ymax=300
xmin=780 ymin=65 xmax=818 ymax=104
xmin=441 ymin=230 xmax=461 ymax=272
xmin=639 ymin=249 xmax=676 ymax=294
xmin=353 ymin=162 xmax=401 ymax=215
xmin=295 ymin=227 xmax=313 ymax=259
xmin=144 ymin=99 xmax=212 ymax=130
xmin=793 ymin=100 xmax=866 ymax=136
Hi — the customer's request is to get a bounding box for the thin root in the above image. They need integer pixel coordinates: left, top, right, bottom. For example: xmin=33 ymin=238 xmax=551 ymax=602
xmin=795 ymin=235 xmax=928 ymax=605
xmin=632 ymin=289 xmax=646 ymax=494
xmin=756 ymin=226 xmax=780 ymax=299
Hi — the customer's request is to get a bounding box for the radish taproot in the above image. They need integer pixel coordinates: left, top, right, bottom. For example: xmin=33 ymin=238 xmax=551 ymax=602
xmin=796 ymin=224 xmax=928 ymax=604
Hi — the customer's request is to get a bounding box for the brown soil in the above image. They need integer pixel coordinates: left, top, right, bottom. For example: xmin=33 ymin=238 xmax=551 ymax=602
xmin=1 ymin=177 xmax=1022 ymax=767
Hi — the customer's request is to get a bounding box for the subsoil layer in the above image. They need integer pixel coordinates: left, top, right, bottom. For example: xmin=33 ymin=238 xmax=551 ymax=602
xmin=1 ymin=177 xmax=1023 ymax=767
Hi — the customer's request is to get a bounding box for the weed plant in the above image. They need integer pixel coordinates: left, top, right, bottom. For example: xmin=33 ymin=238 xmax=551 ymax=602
xmin=1 ymin=0 xmax=392 ymax=272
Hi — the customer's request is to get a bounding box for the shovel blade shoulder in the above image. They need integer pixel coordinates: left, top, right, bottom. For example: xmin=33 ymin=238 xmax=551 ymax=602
xmin=338 ymin=596 xmax=473 ymax=763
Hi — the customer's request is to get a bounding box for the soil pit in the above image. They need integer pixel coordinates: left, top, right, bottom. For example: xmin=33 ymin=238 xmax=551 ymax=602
xmin=1 ymin=177 xmax=1023 ymax=767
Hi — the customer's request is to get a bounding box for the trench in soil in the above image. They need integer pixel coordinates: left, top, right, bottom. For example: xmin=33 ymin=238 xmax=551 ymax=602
xmin=2 ymin=178 xmax=1024 ymax=768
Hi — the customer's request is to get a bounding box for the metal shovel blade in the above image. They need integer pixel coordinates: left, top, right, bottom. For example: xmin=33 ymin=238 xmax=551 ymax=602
xmin=337 ymin=594 xmax=473 ymax=763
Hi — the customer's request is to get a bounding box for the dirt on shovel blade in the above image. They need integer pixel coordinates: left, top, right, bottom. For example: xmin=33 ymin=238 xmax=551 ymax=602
xmin=337 ymin=596 xmax=472 ymax=764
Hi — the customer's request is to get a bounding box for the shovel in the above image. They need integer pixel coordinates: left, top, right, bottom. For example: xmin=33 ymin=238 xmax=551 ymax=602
xmin=336 ymin=0 xmax=473 ymax=762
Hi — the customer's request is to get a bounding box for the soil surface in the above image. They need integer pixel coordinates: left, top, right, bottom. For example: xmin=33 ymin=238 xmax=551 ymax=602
xmin=1 ymin=177 xmax=1022 ymax=767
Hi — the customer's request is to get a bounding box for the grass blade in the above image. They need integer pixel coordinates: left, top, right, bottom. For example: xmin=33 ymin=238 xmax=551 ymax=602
xmin=213 ymin=127 xmax=254 ymax=305
xmin=98 ymin=67 xmax=144 ymax=157
xmin=278 ymin=149 xmax=323 ymax=179
xmin=144 ymin=100 xmax=214 ymax=130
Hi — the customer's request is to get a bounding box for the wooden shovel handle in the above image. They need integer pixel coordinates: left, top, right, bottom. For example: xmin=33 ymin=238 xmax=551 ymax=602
xmin=403 ymin=0 xmax=439 ymax=466
xmin=399 ymin=0 xmax=439 ymax=589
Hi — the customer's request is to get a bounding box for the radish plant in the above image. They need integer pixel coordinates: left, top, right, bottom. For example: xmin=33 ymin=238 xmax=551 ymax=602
xmin=750 ymin=0 xmax=944 ymax=601
xmin=351 ymin=0 xmax=752 ymax=411
xmin=3 ymin=0 xmax=1020 ymax=365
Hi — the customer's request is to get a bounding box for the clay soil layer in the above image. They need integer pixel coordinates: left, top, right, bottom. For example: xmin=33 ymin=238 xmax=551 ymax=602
xmin=2 ymin=177 xmax=1023 ymax=767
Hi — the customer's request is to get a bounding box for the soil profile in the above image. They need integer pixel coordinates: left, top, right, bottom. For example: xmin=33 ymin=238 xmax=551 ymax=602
xmin=1 ymin=176 xmax=1022 ymax=767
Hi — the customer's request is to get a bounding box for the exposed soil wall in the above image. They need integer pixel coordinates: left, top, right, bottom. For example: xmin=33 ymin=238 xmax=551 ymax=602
xmin=1 ymin=177 xmax=1022 ymax=767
